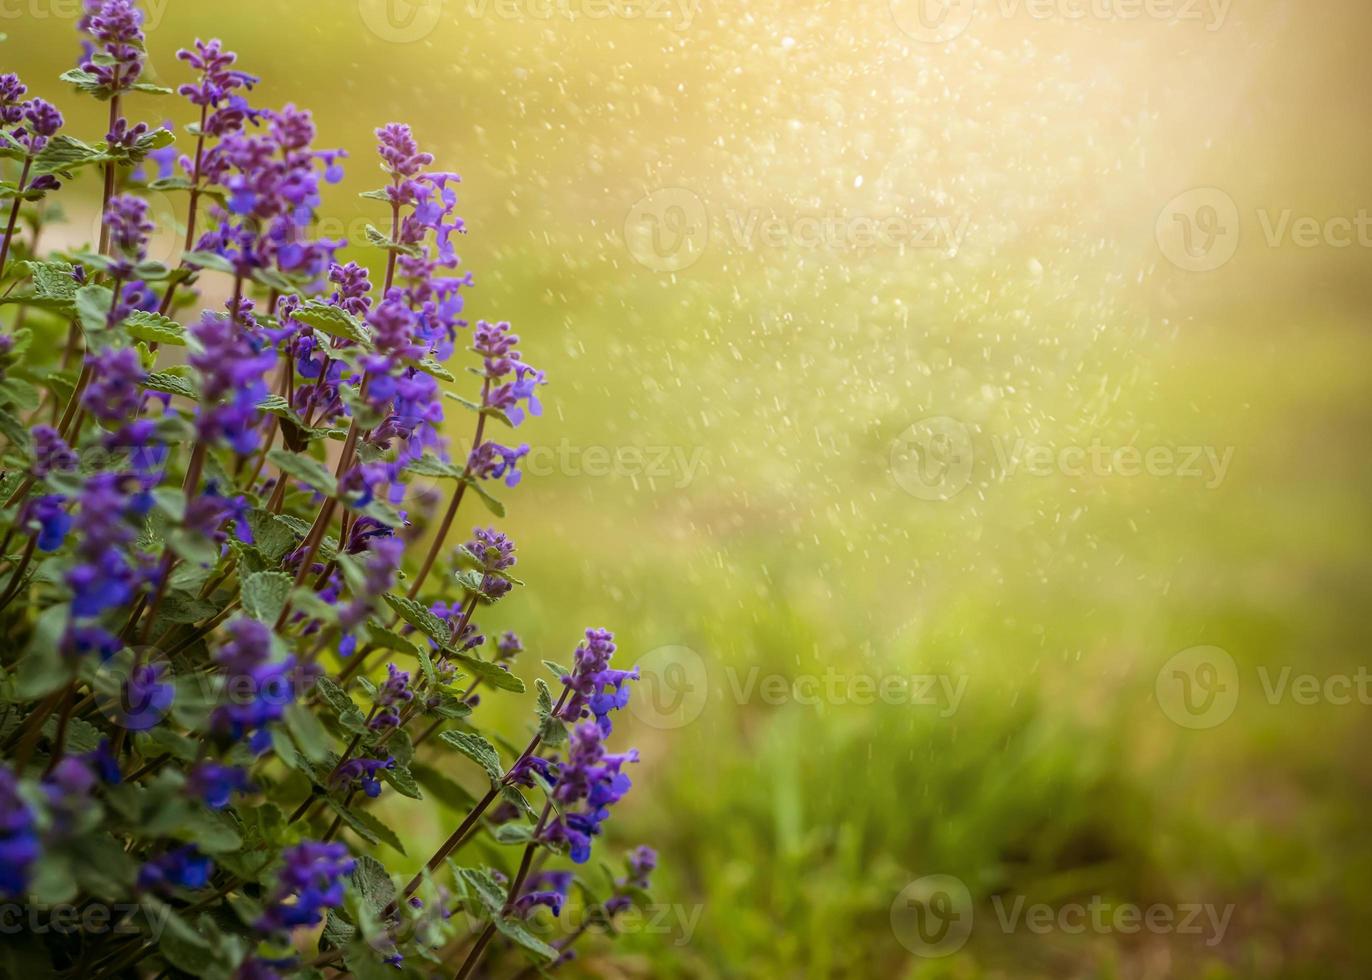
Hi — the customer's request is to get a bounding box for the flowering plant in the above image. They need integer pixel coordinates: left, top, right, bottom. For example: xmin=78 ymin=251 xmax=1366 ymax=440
xmin=0 ymin=4 xmax=654 ymax=977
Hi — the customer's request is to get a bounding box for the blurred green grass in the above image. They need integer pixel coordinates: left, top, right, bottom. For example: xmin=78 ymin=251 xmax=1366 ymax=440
xmin=7 ymin=0 xmax=1372 ymax=975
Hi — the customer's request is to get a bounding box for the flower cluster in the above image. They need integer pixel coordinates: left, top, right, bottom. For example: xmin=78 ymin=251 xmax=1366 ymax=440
xmin=0 ymin=7 xmax=656 ymax=978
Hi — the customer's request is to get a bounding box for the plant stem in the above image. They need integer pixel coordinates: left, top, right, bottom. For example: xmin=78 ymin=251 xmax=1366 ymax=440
xmin=96 ymin=96 xmax=121 ymax=258
xmin=454 ymin=801 xmax=555 ymax=980
xmin=407 ymin=380 xmax=491 ymax=601
xmin=0 ymin=155 xmax=32 ymax=276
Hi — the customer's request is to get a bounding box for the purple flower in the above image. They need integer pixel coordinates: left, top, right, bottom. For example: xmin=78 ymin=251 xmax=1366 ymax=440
xmin=176 ymin=38 xmax=257 ymax=107
xmin=138 ymin=845 xmax=214 ymax=893
xmin=328 ymin=261 xmax=372 ymax=317
xmin=65 ymin=473 xmax=151 ymax=617
xmin=188 ymin=762 xmax=250 ymax=810
xmin=15 ymin=98 xmax=63 ymax=153
xmin=85 ymin=740 xmax=122 ymax=785
xmin=0 ymin=73 xmax=28 ymax=125
xmin=79 ymin=0 xmax=146 ymax=96
xmin=464 ymin=526 xmax=518 ymax=599
xmin=557 ymin=628 xmax=639 ymax=734
xmin=489 ymin=363 xmax=546 ymax=426
xmin=539 ymin=722 xmax=638 ymax=864
xmin=496 ymin=631 xmax=523 ymax=661
xmin=31 ymin=425 xmax=77 ymax=478
xmin=121 ymin=663 xmax=174 ymax=731
xmin=189 ymin=311 xmax=276 ymax=455
xmin=24 ymin=495 xmax=71 ymax=552
xmin=469 ymin=440 xmax=529 ymax=488
xmin=103 ymin=193 xmax=153 ymax=276
xmin=42 ymin=756 xmax=97 ymax=832
xmin=376 ymin=123 xmax=434 ymax=179
xmin=256 ymin=841 xmax=355 ymax=934
xmin=333 ymin=756 xmax=394 ymax=799
xmin=212 ymin=618 xmax=297 ymax=747
xmin=512 ymin=870 xmax=574 ymax=918
xmin=0 ymin=766 xmax=40 ymax=898
xmin=81 ymin=347 xmax=146 ymax=423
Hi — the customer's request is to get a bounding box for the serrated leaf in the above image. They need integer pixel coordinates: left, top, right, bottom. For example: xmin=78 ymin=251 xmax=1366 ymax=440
xmin=449 ymin=651 xmax=525 ymax=694
xmin=381 ymin=593 xmax=450 ymax=646
xmin=74 ymin=283 xmax=113 ymax=334
xmin=403 ymin=453 xmax=465 ymax=480
xmin=182 ymin=249 xmax=235 ymax=274
xmin=240 ymin=570 xmax=293 ymax=623
xmin=124 ymin=310 xmax=187 ymax=345
xmin=144 ymin=370 xmax=198 ymax=399
xmin=268 ymin=448 xmax=338 ymax=497
xmin=380 ymin=762 xmax=422 ymax=800
xmin=326 ymin=799 xmax=406 ymax=855
xmin=292 ymin=300 xmax=371 ymax=346
xmin=438 ymin=730 xmax=503 ymax=785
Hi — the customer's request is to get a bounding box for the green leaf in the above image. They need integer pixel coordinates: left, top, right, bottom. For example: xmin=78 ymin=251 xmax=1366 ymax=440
xmin=124 ymin=310 xmax=187 ymax=345
xmin=314 ymin=677 xmax=368 ymax=733
xmin=0 ymin=405 xmax=28 ymax=451
xmin=154 ymin=590 xmax=219 ymax=625
xmin=241 ymin=570 xmax=293 ymax=623
xmin=457 ymin=867 xmax=507 ymax=917
xmin=326 ymin=799 xmax=406 ymax=855
xmin=285 ymin=702 xmax=332 ymax=763
xmin=291 ymin=301 xmax=371 ymax=346
xmin=150 ymin=902 xmax=218 ymax=973
xmin=535 ymin=678 xmax=566 ymax=746
xmin=410 ymin=762 xmax=479 ymax=812
xmin=143 ymin=370 xmax=198 ymax=399
xmin=449 ymin=651 xmax=525 ymax=694
xmin=31 ymin=133 xmax=110 ymax=174
xmin=492 ymin=914 xmax=561 ymax=962
xmin=438 ymin=730 xmax=503 ymax=785
xmin=16 ymin=604 xmax=73 ymax=698
xmin=22 ymin=259 xmax=79 ymax=305
xmin=74 ymin=283 xmax=113 ymax=334
xmin=543 ymin=660 xmax=570 ymax=681
xmin=173 ymin=807 xmax=243 ymax=855
xmin=246 ymin=509 xmax=301 ymax=561
xmin=268 ymin=448 xmax=338 ymax=497
xmin=403 ymin=454 xmax=465 ymax=481
xmin=380 ymin=762 xmax=423 ymax=800
xmin=409 ymin=356 xmax=455 ymax=383
xmin=382 ymin=593 xmax=450 ymax=647
xmin=364 ymin=625 xmax=422 ymax=660
xmin=182 ymin=249 xmax=235 ymax=274
xmin=465 ymin=477 xmax=507 ymax=518
xmin=364 ymin=223 xmax=420 ymax=255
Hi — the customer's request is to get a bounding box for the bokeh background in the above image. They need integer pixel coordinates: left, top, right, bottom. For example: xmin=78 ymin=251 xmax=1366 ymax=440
xmin=7 ymin=0 xmax=1372 ymax=975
